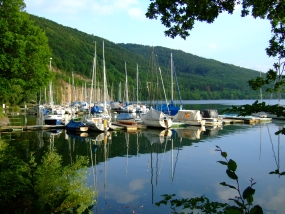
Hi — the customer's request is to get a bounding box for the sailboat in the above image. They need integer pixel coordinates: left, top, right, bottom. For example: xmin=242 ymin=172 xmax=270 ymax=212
xmin=141 ymin=107 xmax=173 ymax=128
xmin=155 ymin=52 xmax=182 ymax=116
xmin=44 ymin=81 xmax=66 ymax=125
xmin=116 ymin=62 xmax=136 ymax=113
xmin=172 ymin=109 xmax=206 ymax=126
xmin=110 ymin=82 xmax=122 ymax=111
xmin=142 ymin=50 xmax=173 ymax=128
xmin=134 ymin=63 xmax=149 ymax=113
xmin=85 ymin=41 xmax=110 ymax=132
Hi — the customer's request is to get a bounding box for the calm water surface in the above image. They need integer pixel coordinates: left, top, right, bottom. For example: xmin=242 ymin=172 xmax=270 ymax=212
xmin=2 ymin=100 xmax=285 ymax=213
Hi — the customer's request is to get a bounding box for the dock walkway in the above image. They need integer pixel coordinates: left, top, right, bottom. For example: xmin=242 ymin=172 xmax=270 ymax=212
xmin=0 ymin=125 xmax=65 ymax=132
xmin=222 ymin=116 xmax=272 ymax=125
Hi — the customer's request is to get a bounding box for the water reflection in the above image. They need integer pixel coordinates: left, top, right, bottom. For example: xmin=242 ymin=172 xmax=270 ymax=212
xmin=172 ymin=126 xmax=206 ymax=140
xmin=143 ymin=128 xmax=172 ymax=144
xmin=1 ymin=113 xmax=285 ymax=213
xmin=203 ymin=125 xmax=223 ymax=137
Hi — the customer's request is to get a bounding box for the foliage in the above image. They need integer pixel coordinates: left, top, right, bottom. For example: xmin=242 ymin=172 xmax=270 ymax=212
xmin=155 ymin=146 xmax=263 ymax=214
xmin=28 ymin=15 xmax=264 ymax=103
xmin=0 ymin=0 xmax=52 ymax=105
xmin=0 ymin=140 xmax=96 ymax=213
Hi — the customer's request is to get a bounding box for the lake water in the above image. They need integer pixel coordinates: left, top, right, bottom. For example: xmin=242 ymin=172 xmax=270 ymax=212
xmin=2 ymin=100 xmax=285 ymax=213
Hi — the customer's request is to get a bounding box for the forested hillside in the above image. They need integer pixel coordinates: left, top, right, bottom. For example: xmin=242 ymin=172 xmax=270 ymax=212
xmin=30 ymin=14 xmax=266 ymax=101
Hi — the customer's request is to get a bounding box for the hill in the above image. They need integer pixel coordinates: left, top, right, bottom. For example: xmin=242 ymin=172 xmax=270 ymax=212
xmin=29 ymin=14 xmax=264 ymax=101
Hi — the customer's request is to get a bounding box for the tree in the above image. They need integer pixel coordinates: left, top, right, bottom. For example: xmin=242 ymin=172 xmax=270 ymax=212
xmin=146 ymin=0 xmax=285 ymax=119
xmin=0 ymin=0 xmax=52 ymax=105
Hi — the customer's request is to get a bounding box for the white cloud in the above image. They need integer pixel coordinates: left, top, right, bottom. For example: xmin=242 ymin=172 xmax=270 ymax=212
xmin=255 ymin=187 xmax=285 ymax=213
xmin=129 ymin=178 xmax=148 ymax=191
xmin=128 ymin=7 xmax=145 ymax=20
xmin=215 ymin=184 xmax=236 ymax=201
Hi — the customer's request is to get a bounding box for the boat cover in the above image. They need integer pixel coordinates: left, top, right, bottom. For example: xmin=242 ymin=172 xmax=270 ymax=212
xmin=91 ymin=105 xmax=102 ymax=114
xmin=172 ymin=110 xmax=202 ymax=121
xmin=110 ymin=101 xmax=121 ymax=109
xmin=116 ymin=113 xmax=134 ymax=120
xmin=66 ymin=119 xmax=85 ymax=131
xmin=201 ymin=109 xmax=219 ymax=118
xmin=154 ymin=101 xmax=181 ymax=116
xmin=142 ymin=107 xmax=165 ymax=121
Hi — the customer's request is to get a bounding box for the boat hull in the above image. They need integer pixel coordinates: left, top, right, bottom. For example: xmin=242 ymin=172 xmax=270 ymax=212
xmin=86 ymin=118 xmax=109 ymax=132
xmin=116 ymin=119 xmax=137 ymax=125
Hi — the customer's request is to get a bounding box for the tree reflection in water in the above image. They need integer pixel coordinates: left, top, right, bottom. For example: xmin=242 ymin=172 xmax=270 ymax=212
xmin=0 ymin=140 xmax=96 ymax=213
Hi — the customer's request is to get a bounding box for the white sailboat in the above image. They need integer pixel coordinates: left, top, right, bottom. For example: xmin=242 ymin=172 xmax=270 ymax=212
xmin=86 ymin=41 xmax=110 ymax=132
xmin=135 ymin=63 xmax=149 ymax=113
xmin=142 ymin=65 xmax=172 ymax=128
xmin=141 ymin=107 xmax=173 ymax=128
xmin=172 ymin=109 xmax=206 ymax=126
xmin=44 ymin=81 xmax=66 ymax=125
xmin=119 ymin=62 xmax=135 ymax=113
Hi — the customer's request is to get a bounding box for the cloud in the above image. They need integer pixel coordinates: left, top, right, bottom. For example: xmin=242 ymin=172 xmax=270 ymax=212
xmin=215 ymin=184 xmax=236 ymax=201
xmin=98 ymin=178 xmax=148 ymax=204
xmin=128 ymin=7 xmax=145 ymax=20
xmin=129 ymin=178 xmax=148 ymax=191
xmin=255 ymin=187 xmax=285 ymax=213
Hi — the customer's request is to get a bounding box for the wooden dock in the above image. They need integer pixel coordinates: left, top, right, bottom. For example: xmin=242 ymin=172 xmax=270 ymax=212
xmin=111 ymin=122 xmax=147 ymax=131
xmin=0 ymin=125 xmax=65 ymax=132
xmin=222 ymin=116 xmax=272 ymax=125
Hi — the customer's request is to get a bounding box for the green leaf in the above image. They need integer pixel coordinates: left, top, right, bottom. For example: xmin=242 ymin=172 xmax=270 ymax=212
xmin=228 ymin=159 xmax=237 ymax=171
xmin=220 ymin=182 xmax=237 ymax=189
xmin=226 ymin=169 xmax=238 ymax=180
xmin=243 ymin=187 xmax=255 ymax=200
xmin=250 ymin=205 xmax=263 ymax=214
xmin=269 ymin=169 xmax=279 ymax=174
xmin=246 ymin=195 xmax=254 ymax=204
xmin=217 ymin=161 xmax=228 ymax=165
xmin=224 ymin=206 xmax=243 ymax=214
xmin=221 ymin=151 xmax=227 ymax=158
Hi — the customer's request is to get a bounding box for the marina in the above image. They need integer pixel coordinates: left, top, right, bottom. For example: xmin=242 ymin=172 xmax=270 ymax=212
xmin=1 ymin=100 xmax=285 ymax=213
xmin=0 ymin=110 xmax=275 ymax=133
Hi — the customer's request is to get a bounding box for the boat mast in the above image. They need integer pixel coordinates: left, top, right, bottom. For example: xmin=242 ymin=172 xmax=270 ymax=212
xmin=260 ymin=71 xmax=262 ymax=101
xmin=124 ymin=61 xmax=129 ymax=104
xmin=102 ymin=41 xmax=107 ymax=112
xmin=171 ymin=52 xmax=173 ymax=101
xmin=118 ymin=82 xmax=121 ymax=102
xmin=94 ymin=43 xmax=97 ymax=103
xmin=136 ymin=63 xmax=139 ymax=107
xmin=89 ymin=42 xmax=96 ymax=117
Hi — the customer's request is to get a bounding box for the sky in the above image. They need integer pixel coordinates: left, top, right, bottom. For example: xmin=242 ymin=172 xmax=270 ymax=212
xmin=24 ymin=0 xmax=277 ymax=73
